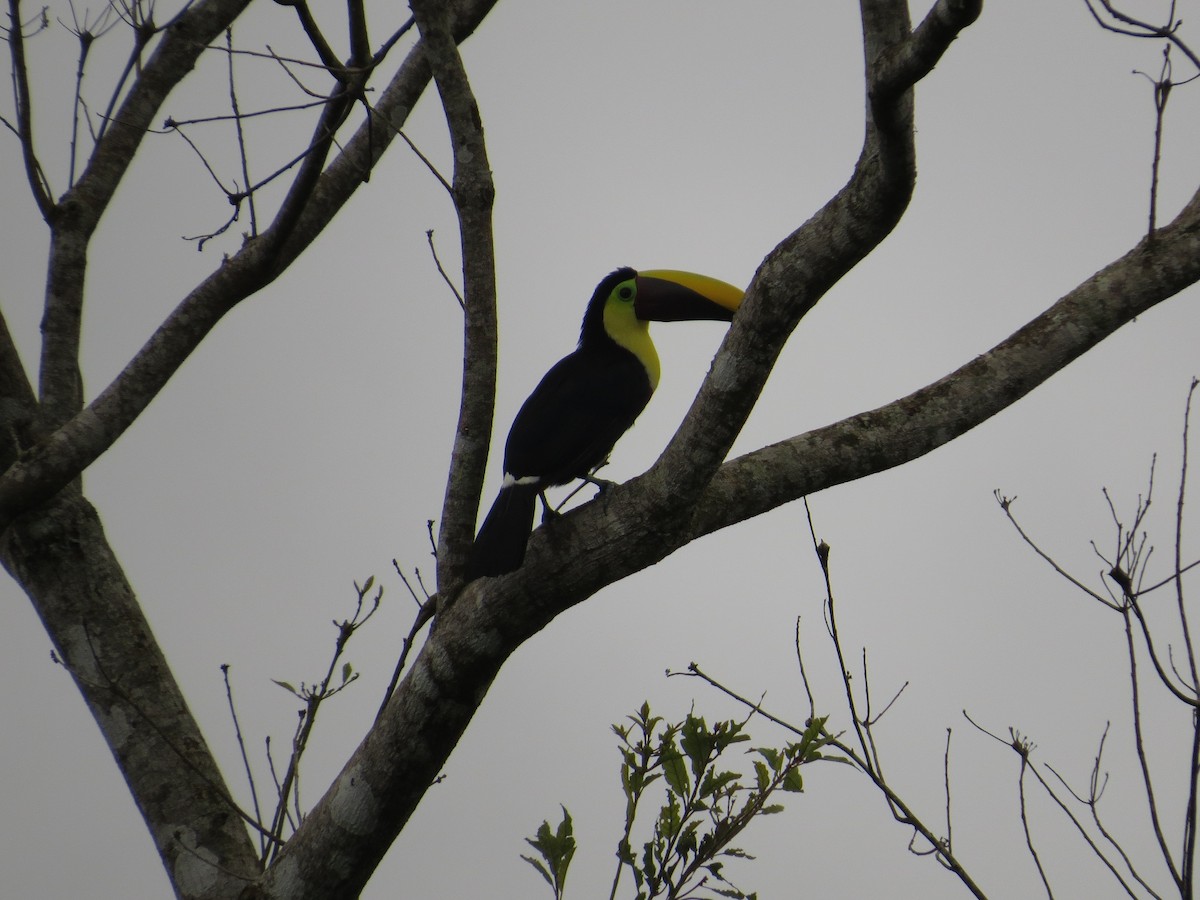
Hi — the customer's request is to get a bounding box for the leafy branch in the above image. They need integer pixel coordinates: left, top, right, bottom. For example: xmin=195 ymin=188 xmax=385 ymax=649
xmin=525 ymin=701 xmax=834 ymax=900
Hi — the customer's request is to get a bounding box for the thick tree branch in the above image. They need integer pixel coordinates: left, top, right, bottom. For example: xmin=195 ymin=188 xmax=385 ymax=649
xmin=0 ymin=308 xmax=37 ymax=472
xmin=0 ymin=494 xmax=261 ymax=898
xmin=690 ymin=201 xmax=1200 ymax=539
xmin=410 ymin=0 xmax=498 ymax=594
xmin=642 ymin=0 xmax=970 ymax=515
xmin=875 ymin=0 xmax=984 ymax=109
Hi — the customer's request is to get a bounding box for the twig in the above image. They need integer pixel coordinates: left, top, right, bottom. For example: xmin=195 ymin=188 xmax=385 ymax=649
xmin=426 ymin=229 xmax=465 ymax=310
xmin=794 ymin=616 xmax=817 ymax=722
xmin=1084 ymin=0 xmax=1200 ymax=73
xmin=1179 ymin=378 xmax=1200 ymax=895
xmin=1016 ymin=753 xmax=1055 ymax=900
xmin=261 ymin=580 xmax=381 ymax=863
xmin=62 ymin=1 xmax=116 ymax=186
xmin=1049 ymin=724 xmax=1163 ymax=899
xmin=685 ymin=663 xmax=987 ymax=899
xmin=965 ymin=713 xmax=1147 ymax=899
xmin=221 ymin=664 xmax=266 ymax=856
xmin=277 ymin=0 xmax=340 ymax=72
xmin=943 ymin=728 xmax=954 ymax=863
xmin=803 ymin=499 xmax=869 ymax=758
xmin=1173 ymin=379 xmax=1198 ymax=690
xmin=225 ymin=27 xmax=257 ymax=236
xmin=994 ymin=491 xmax=1118 ymax=609
xmin=376 ymin=560 xmax=436 ymax=722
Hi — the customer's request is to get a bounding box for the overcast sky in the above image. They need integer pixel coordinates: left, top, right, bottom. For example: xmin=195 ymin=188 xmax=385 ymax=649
xmin=2 ymin=1 xmax=1200 ymax=897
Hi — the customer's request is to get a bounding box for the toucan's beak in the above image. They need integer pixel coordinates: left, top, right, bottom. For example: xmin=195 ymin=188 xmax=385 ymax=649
xmin=634 ymin=270 xmax=744 ymax=323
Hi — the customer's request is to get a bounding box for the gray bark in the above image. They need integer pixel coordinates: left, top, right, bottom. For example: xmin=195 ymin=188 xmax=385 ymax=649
xmin=8 ymin=0 xmax=1200 ymax=897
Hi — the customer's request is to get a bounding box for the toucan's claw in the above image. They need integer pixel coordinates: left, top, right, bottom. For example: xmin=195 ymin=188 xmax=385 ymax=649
xmin=585 ymin=475 xmax=617 ymax=495
xmin=581 ymin=461 xmax=616 ymax=495
xmin=538 ymin=491 xmax=559 ymax=524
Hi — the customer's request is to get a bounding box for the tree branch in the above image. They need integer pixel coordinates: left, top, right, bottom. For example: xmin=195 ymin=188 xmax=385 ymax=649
xmin=0 ymin=0 xmax=500 ymax=533
xmin=6 ymin=0 xmax=55 ymax=219
xmin=641 ymin=0 xmax=975 ymax=514
xmin=36 ymin=0 xmax=254 ymax=433
xmin=0 ymin=494 xmax=261 ymax=896
xmin=409 ymin=0 xmax=498 ymax=594
xmin=690 ymin=201 xmax=1200 ymax=540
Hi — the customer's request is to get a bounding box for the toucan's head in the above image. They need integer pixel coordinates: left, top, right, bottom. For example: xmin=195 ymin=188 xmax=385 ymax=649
xmin=581 ymin=267 xmax=744 ymax=347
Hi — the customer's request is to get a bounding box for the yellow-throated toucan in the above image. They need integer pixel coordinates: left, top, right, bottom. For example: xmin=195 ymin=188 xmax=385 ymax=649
xmin=469 ymin=267 xmax=744 ymax=577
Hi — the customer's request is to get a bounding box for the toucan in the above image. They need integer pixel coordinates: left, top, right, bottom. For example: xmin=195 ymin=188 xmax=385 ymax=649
xmin=469 ymin=267 xmax=744 ymax=577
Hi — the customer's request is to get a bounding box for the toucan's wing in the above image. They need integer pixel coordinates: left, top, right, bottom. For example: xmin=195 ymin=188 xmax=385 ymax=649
xmin=503 ymin=346 xmax=653 ymax=487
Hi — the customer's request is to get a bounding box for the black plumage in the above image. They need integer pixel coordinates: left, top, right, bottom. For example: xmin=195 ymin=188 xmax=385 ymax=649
xmin=469 ymin=267 xmax=740 ymax=577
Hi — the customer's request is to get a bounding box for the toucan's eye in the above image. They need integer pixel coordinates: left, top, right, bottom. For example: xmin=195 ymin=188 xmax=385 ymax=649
xmin=616 ymin=282 xmax=636 ymax=302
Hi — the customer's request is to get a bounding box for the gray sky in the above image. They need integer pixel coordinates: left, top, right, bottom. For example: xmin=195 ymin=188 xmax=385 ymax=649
xmin=2 ymin=2 xmax=1199 ymax=897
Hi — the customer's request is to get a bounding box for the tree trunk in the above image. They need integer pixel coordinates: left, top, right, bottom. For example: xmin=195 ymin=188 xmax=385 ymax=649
xmin=0 ymin=491 xmax=261 ymax=899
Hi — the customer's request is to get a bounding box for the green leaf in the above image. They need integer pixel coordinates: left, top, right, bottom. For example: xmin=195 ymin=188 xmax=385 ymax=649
xmin=520 ymin=855 xmax=554 ymax=889
xmin=522 ymin=806 xmax=574 ymax=897
xmin=753 ymin=760 xmax=770 ymax=793
xmin=823 ymin=753 xmax=855 ymax=767
xmin=754 ymin=746 xmax=783 ymax=772
xmin=678 ymin=820 xmax=701 ymax=858
xmin=661 ymin=746 xmax=690 ymax=797
xmin=659 ymin=793 xmax=682 ymax=834
xmin=782 ymin=767 xmax=805 ymax=793
xmin=271 ymin=679 xmax=297 ymax=695
xmin=617 ymin=838 xmax=635 ymax=866
xmin=341 ymin=662 xmax=353 ymax=684
xmin=680 ymin=715 xmax=713 ymax=778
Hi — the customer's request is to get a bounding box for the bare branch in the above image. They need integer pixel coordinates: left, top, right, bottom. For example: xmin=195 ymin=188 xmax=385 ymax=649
xmin=62 ymin=2 xmax=118 ymax=186
xmin=688 ymin=661 xmax=987 ymax=899
xmin=225 ymin=27 xmax=258 ymax=235
xmin=426 ymin=228 xmax=466 ymax=310
xmin=277 ymin=0 xmax=341 ymax=72
xmin=1174 ymin=378 xmax=1198 ymax=687
xmin=6 ymin=0 xmax=55 ymax=217
xmin=410 ymin=0 xmax=498 ymax=594
xmin=0 ymin=0 xmax=498 ymax=533
xmin=994 ymin=491 xmax=1120 ymax=609
xmin=1085 ymin=0 xmax=1200 ymax=73
xmin=222 ymin=664 xmax=267 ymax=856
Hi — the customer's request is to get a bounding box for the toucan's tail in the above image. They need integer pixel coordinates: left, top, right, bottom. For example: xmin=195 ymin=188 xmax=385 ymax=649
xmin=469 ymin=482 xmax=539 ymax=577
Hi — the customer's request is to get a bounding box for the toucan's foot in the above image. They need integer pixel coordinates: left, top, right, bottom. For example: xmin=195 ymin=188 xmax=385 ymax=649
xmin=582 ymin=474 xmax=617 ymax=495
xmin=538 ymin=491 xmax=560 ymax=524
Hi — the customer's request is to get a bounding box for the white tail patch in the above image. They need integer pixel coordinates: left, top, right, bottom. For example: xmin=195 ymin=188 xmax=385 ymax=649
xmin=503 ymin=473 xmax=541 ymax=488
